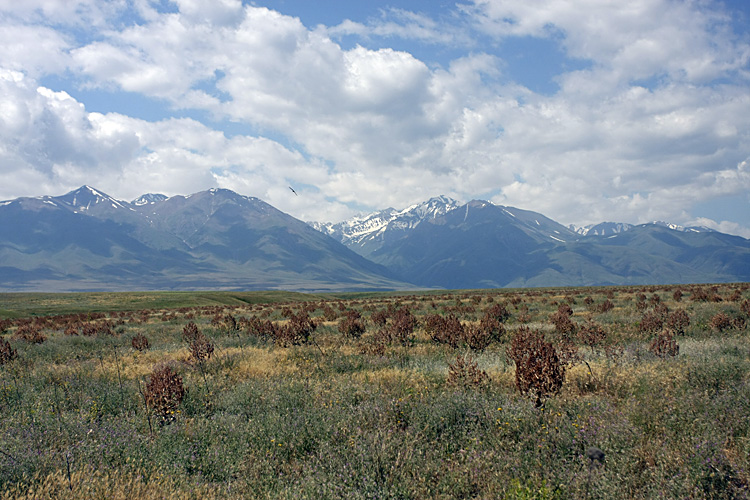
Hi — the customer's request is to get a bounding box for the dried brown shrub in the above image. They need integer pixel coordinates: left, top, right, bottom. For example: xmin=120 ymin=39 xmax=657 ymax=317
xmin=64 ymin=324 xmax=80 ymax=336
xmin=479 ymin=311 xmax=506 ymax=342
xmin=462 ymin=323 xmax=492 ymax=352
xmin=131 ymin=333 xmax=150 ymax=351
xmin=424 ymin=313 xmax=463 ymax=347
xmin=709 ymin=312 xmax=732 ymax=332
xmin=144 ymin=364 xmax=186 ymax=424
xmin=446 ymin=354 xmax=489 ymax=389
xmin=484 ymin=303 xmax=511 ymax=323
xmin=183 ymin=322 xmax=214 ymax=361
xmin=728 ymin=289 xmax=743 ymax=302
xmin=244 ymin=316 xmax=276 ymax=340
xmin=13 ymin=325 xmax=46 ymax=344
xmin=649 ymin=331 xmax=679 ymax=358
xmin=338 ymin=311 xmax=366 ymax=339
xmin=0 ymin=337 xmax=17 ymax=365
xmin=388 ymin=307 xmax=416 ymax=345
xmin=665 ymin=309 xmax=690 ymax=335
xmin=740 ymin=300 xmax=750 ymax=317
xmin=189 ymin=333 xmax=214 ymax=361
xmin=638 ymin=311 xmax=664 ymax=335
xmin=596 ymin=299 xmax=615 ymax=314
xmin=370 ymin=309 xmax=388 ymax=328
xmin=276 ymin=311 xmax=316 ymax=347
xmin=578 ymin=320 xmax=607 ymax=350
xmin=691 ymin=287 xmax=707 ymax=302
xmin=182 ymin=321 xmax=200 ymax=343
xmin=322 ymin=305 xmax=338 ymax=322
xmin=549 ymin=309 xmax=578 ymax=338
xmin=506 ymin=327 xmax=565 ymax=407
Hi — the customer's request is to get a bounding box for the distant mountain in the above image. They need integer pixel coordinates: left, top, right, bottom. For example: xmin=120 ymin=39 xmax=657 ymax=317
xmin=311 ymin=195 xmax=462 ymax=258
xmin=571 ymin=220 xmax=714 ymax=236
xmin=314 ymin=198 xmax=750 ymax=289
xmin=571 ymin=222 xmax=634 ymax=236
xmin=132 ymin=193 xmax=168 ymax=206
xmin=364 ymin=200 xmax=579 ymax=289
xmin=0 ymin=186 xmax=412 ymax=292
xmin=3 ymin=187 xmax=748 ymax=292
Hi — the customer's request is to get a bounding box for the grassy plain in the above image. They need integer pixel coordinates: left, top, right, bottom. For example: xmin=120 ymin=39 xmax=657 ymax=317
xmin=0 ymin=284 xmax=749 ymax=499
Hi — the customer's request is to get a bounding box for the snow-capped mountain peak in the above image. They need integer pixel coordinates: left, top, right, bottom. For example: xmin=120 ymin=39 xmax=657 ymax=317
xmin=57 ymin=185 xmax=127 ymax=211
xmin=133 ymin=193 xmax=168 ymax=206
xmin=311 ymin=195 xmax=461 ymax=256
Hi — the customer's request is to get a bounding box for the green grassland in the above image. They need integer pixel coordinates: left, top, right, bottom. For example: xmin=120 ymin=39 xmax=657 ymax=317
xmin=0 ymin=284 xmax=749 ymax=499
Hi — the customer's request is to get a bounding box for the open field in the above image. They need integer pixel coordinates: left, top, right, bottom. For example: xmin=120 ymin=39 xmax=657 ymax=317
xmin=1 ymin=284 xmax=749 ymax=499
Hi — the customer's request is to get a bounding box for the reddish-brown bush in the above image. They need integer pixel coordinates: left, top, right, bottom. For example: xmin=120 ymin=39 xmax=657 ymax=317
xmin=322 ymin=305 xmax=338 ymax=322
xmin=13 ymin=325 xmax=46 ymax=344
xmin=446 ymin=354 xmax=489 ymax=389
xmin=0 ymin=337 xmax=17 ymax=365
xmin=506 ymin=327 xmax=565 ymax=407
xmin=276 ymin=311 xmax=316 ymax=347
xmin=484 ymin=303 xmax=511 ymax=323
xmin=244 ymin=316 xmax=276 ymax=340
xmin=424 ymin=313 xmax=463 ymax=347
xmin=479 ymin=311 xmax=505 ymax=342
xmin=462 ymin=323 xmax=492 ymax=352
xmin=182 ymin=321 xmax=200 ymax=343
xmin=578 ymin=320 xmax=607 ymax=349
xmin=550 ymin=310 xmax=578 ymax=338
xmin=64 ymin=324 xmax=80 ymax=336
xmin=144 ymin=364 xmax=186 ymax=424
xmin=182 ymin=321 xmax=214 ymax=360
xmin=131 ymin=333 xmax=150 ymax=351
xmin=388 ymin=307 xmax=416 ymax=345
xmin=370 ymin=309 xmax=388 ymax=328
xmin=665 ymin=309 xmax=690 ymax=335
xmin=709 ymin=312 xmax=732 ymax=332
xmin=638 ymin=311 xmax=664 ymax=335
xmin=338 ymin=311 xmax=366 ymax=339
xmin=596 ymin=299 xmax=614 ymax=314
xmin=649 ymin=331 xmax=679 ymax=358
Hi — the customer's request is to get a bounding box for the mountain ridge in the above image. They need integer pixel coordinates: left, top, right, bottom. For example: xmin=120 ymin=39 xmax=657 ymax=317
xmin=1 ymin=187 xmax=748 ymax=291
xmin=0 ymin=186 xmax=413 ymax=292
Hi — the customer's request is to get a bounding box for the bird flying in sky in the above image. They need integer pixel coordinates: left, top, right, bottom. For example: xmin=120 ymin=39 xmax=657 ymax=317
xmin=289 ymin=186 xmax=298 ymax=196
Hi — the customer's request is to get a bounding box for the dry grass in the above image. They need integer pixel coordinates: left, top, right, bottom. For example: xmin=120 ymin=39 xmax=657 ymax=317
xmin=0 ymin=467 xmax=225 ymax=500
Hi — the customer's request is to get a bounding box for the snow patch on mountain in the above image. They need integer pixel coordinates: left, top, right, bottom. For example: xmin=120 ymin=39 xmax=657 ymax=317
xmin=311 ymin=196 xmax=461 ymax=253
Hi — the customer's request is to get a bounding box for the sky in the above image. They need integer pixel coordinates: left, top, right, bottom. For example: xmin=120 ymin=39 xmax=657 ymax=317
xmin=1 ymin=0 xmax=749 ymax=237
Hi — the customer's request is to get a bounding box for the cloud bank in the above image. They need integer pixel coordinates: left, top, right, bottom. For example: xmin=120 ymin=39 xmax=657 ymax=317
xmin=0 ymin=0 xmax=749 ymax=236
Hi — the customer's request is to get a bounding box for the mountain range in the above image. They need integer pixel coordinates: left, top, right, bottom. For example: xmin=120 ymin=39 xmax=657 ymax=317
xmin=1 ymin=186 xmax=748 ymax=292
xmin=0 ymin=186 xmax=408 ymax=292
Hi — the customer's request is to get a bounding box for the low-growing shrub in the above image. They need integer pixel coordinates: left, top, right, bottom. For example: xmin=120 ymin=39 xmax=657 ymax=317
xmin=446 ymin=354 xmax=489 ymax=389
xmin=578 ymin=320 xmax=607 ymax=350
xmin=665 ymin=309 xmax=690 ymax=335
xmin=424 ymin=313 xmax=463 ymax=347
xmin=462 ymin=323 xmax=492 ymax=352
xmin=338 ymin=311 xmax=365 ymax=338
xmin=144 ymin=364 xmax=186 ymax=424
xmin=276 ymin=311 xmax=316 ymax=347
xmin=0 ymin=337 xmax=17 ymax=364
xmin=709 ymin=312 xmax=732 ymax=332
xmin=131 ymin=332 xmax=150 ymax=351
xmin=639 ymin=311 xmax=664 ymax=335
xmin=649 ymin=331 xmax=679 ymax=358
xmin=506 ymin=327 xmax=565 ymax=407
xmin=183 ymin=322 xmax=214 ymax=361
xmin=13 ymin=325 xmax=46 ymax=344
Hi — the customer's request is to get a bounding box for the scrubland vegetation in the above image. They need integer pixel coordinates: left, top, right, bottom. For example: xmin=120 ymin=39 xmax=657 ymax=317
xmin=1 ymin=284 xmax=749 ymax=499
